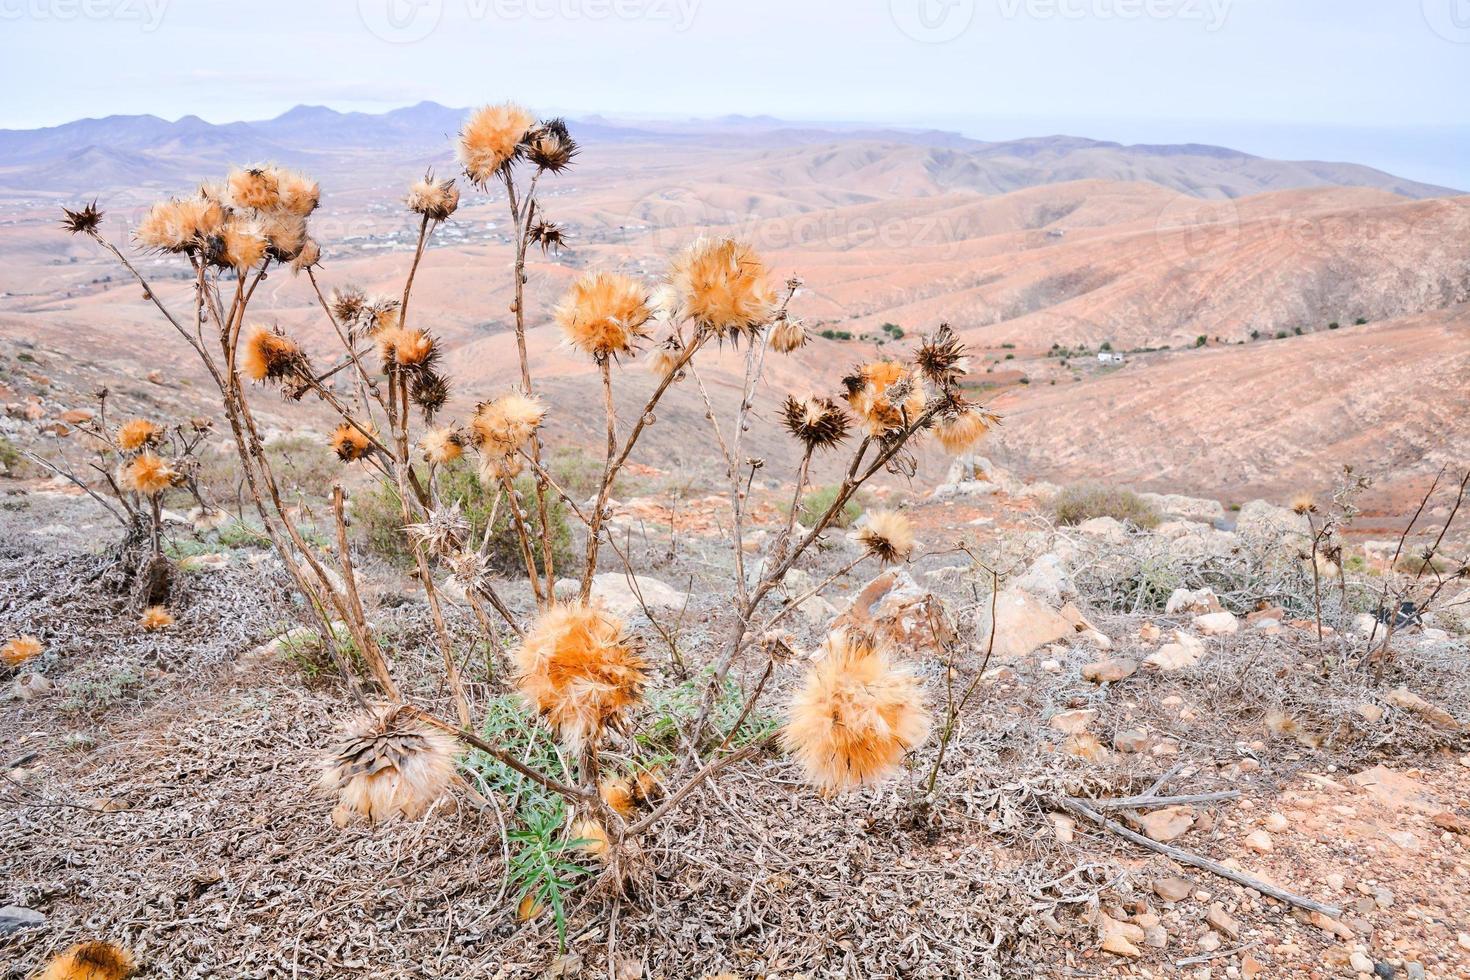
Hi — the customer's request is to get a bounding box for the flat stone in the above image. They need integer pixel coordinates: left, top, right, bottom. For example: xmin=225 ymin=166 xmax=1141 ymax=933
xmin=1049 ymin=709 xmax=1097 ymax=734
xmin=0 ymin=906 xmax=45 ymax=935
xmin=1136 ymin=806 xmax=1195 ymax=843
xmin=1193 ymin=611 xmax=1239 ymax=636
xmin=1081 ymin=658 xmax=1137 ymax=684
xmin=1206 ymin=903 xmax=1240 ymax=939
xmin=1152 ymin=876 xmax=1193 ymax=902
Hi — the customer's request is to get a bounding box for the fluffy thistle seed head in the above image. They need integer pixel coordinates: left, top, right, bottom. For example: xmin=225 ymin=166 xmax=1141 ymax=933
xmin=275 ymin=168 xmax=320 ymax=217
xmin=1 ymin=634 xmax=43 ymax=668
xmin=857 ymin=509 xmax=916 ymax=565
xmin=645 ymin=335 xmax=685 ymax=379
xmin=781 ymin=395 xmax=850 ymax=452
xmin=116 ymin=418 xmax=162 ymax=452
xmin=459 ymin=102 xmax=536 ymax=185
xmin=217 ymin=217 xmax=268 ymax=271
xmin=667 ymin=237 xmax=777 ymax=340
xmin=330 ymin=423 xmax=374 ymax=462
xmin=421 ymin=427 xmax=466 ymax=465
xmin=470 ymin=391 xmax=546 ymax=457
xmin=135 ymin=196 xmax=225 ymax=254
xmin=932 ymin=404 xmax=1001 ymax=454
xmin=259 ymin=210 xmax=308 ymax=262
xmin=289 ymin=237 xmax=321 ymax=274
xmin=121 ymin=453 xmax=178 ymax=496
xmin=407 ymin=172 xmax=460 ymax=221
xmin=37 ymin=940 xmax=136 ymax=980
xmin=226 ymin=165 xmax=282 ymax=211
xmin=61 ymin=200 xmax=103 ymax=235
xmin=782 ymin=630 xmax=931 ymax=792
xmin=319 ymin=705 xmax=459 ymax=823
xmin=768 ymin=315 xmax=807 ymax=353
xmin=554 ymin=271 xmax=654 ymax=360
xmin=382 ymin=327 xmax=439 ymax=373
xmin=242 ymin=326 xmax=308 ymax=384
xmin=524 ymin=117 xmax=579 ymax=173
xmin=844 ymin=360 xmax=928 ymax=436
xmin=600 ymin=775 xmax=636 ymax=818
xmin=140 ymin=606 xmax=174 ymax=631
xmin=1290 ymin=493 xmax=1318 ymax=515
xmin=364 ymin=296 xmax=402 ymax=336
xmin=572 ymin=818 xmax=609 ymax=859
xmin=514 ymin=603 xmax=648 ymax=751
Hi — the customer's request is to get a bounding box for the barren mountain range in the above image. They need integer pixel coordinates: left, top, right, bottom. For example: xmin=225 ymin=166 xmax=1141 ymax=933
xmin=0 ymin=103 xmax=1465 ymax=509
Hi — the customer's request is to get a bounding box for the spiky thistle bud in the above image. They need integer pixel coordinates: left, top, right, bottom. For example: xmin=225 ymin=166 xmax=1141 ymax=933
xmin=914 ymin=323 xmax=969 ymax=387
xmin=410 ymin=372 xmax=451 ymax=418
xmin=781 ymin=395 xmax=850 ymax=452
xmin=60 ymin=200 xmax=103 ymax=235
xmin=524 ymin=118 xmax=579 ymax=174
xmin=528 ymin=218 xmax=568 ymax=254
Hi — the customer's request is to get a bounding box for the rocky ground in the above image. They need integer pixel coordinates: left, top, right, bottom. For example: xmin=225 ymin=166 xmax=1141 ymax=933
xmin=2 ymin=430 xmax=1469 ymax=978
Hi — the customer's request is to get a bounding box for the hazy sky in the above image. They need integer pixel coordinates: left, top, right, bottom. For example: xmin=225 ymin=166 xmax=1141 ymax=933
xmin=3 ymin=0 xmax=1467 ymax=186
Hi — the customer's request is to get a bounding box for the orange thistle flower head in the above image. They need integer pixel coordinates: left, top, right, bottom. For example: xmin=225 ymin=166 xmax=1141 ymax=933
xmin=1290 ymin=492 xmax=1318 ymax=515
xmin=121 ymin=452 xmax=178 ymax=496
xmin=116 ymin=418 xmax=162 ymax=452
xmin=842 ymin=360 xmax=928 ymax=436
xmin=458 ymin=102 xmax=536 ymax=185
xmin=667 ymin=237 xmax=777 ymax=340
xmin=226 ymin=165 xmax=282 ymax=211
xmin=289 ymin=237 xmax=321 ymax=274
xmin=599 ymin=774 xmax=636 ymax=818
xmin=420 ymin=427 xmax=466 ymax=465
xmin=275 ymin=168 xmax=320 ymax=217
xmin=857 ymin=509 xmax=916 ymax=565
xmin=469 ymin=391 xmax=545 ymax=457
xmin=407 ymin=172 xmax=460 ymax=221
xmin=135 ymin=195 xmax=225 ymax=254
xmin=259 ymin=209 xmax=308 ymax=262
xmin=36 ymin=940 xmax=136 ymax=980
xmin=217 ymin=216 xmax=268 ymax=271
xmin=554 ymin=271 xmax=654 ymax=360
xmin=932 ymin=404 xmax=1000 ymax=454
xmin=241 ymin=325 xmax=307 ymax=384
xmin=140 ymin=606 xmax=174 ymax=631
xmin=330 ymin=423 xmax=374 ymax=462
xmin=767 ymin=315 xmax=807 ymax=353
xmin=571 ymin=818 xmax=609 ymax=859
xmin=513 ymin=603 xmax=648 ymax=751
xmin=1 ymin=634 xmax=43 ymax=667
xmin=781 ymin=630 xmax=931 ymax=792
xmin=319 ymin=705 xmax=459 ymax=823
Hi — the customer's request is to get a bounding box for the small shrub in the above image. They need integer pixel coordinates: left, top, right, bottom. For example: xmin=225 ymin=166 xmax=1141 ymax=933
xmin=1355 ymin=317 xmax=1368 ymax=325
xmin=819 ymin=328 xmax=853 ymax=341
xmin=1328 ymin=321 xmax=1340 ymax=330
xmin=1052 ymin=482 xmax=1161 ymax=529
xmin=794 ymin=484 xmax=862 ymax=529
xmin=0 ymin=435 xmax=26 ymax=476
xmin=1194 ymin=335 xmax=1207 ymax=348
xmin=356 ymin=460 xmax=574 ymax=573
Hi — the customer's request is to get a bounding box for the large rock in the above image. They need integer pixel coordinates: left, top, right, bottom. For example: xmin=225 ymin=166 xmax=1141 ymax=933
xmin=554 ymin=573 xmax=689 ymax=618
xmin=1012 ymin=552 xmax=1076 ymax=606
xmin=977 ymin=588 xmax=1108 ymax=659
xmin=1165 ymin=588 xmax=1221 ymax=615
xmin=1236 ymin=499 xmax=1310 ymax=543
xmin=1139 ymin=492 xmax=1226 ymax=524
xmin=1193 ymin=611 xmax=1239 ymax=636
xmin=1145 ymin=631 xmax=1206 ymax=671
xmin=0 ymin=906 xmax=45 ymax=935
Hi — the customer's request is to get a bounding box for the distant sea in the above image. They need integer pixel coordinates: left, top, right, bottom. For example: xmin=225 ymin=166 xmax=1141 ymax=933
xmin=934 ymin=116 xmax=1469 ymax=193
